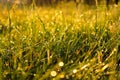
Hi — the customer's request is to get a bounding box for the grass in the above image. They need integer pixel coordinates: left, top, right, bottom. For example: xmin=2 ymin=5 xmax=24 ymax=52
xmin=0 ymin=2 xmax=120 ymax=80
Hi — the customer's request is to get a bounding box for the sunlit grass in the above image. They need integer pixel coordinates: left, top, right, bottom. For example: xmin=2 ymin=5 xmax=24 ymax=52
xmin=0 ymin=2 xmax=120 ymax=80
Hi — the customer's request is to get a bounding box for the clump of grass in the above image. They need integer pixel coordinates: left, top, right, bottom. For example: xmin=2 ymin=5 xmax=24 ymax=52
xmin=0 ymin=2 xmax=120 ymax=80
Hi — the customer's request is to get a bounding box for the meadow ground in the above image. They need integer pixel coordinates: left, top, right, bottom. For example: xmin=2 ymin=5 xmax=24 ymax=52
xmin=0 ymin=2 xmax=120 ymax=80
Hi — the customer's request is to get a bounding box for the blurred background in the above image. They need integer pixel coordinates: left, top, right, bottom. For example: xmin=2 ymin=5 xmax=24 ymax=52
xmin=0 ymin=0 xmax=119 ymax=7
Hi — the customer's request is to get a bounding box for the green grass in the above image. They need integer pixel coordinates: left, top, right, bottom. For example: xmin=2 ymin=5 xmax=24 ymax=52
xmin=0 ymin=2 xmax=120 ymax=80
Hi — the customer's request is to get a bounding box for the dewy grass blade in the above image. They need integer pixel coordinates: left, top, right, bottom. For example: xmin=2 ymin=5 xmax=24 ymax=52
xmin=0 ymin=58 xmax=2 ymax=80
